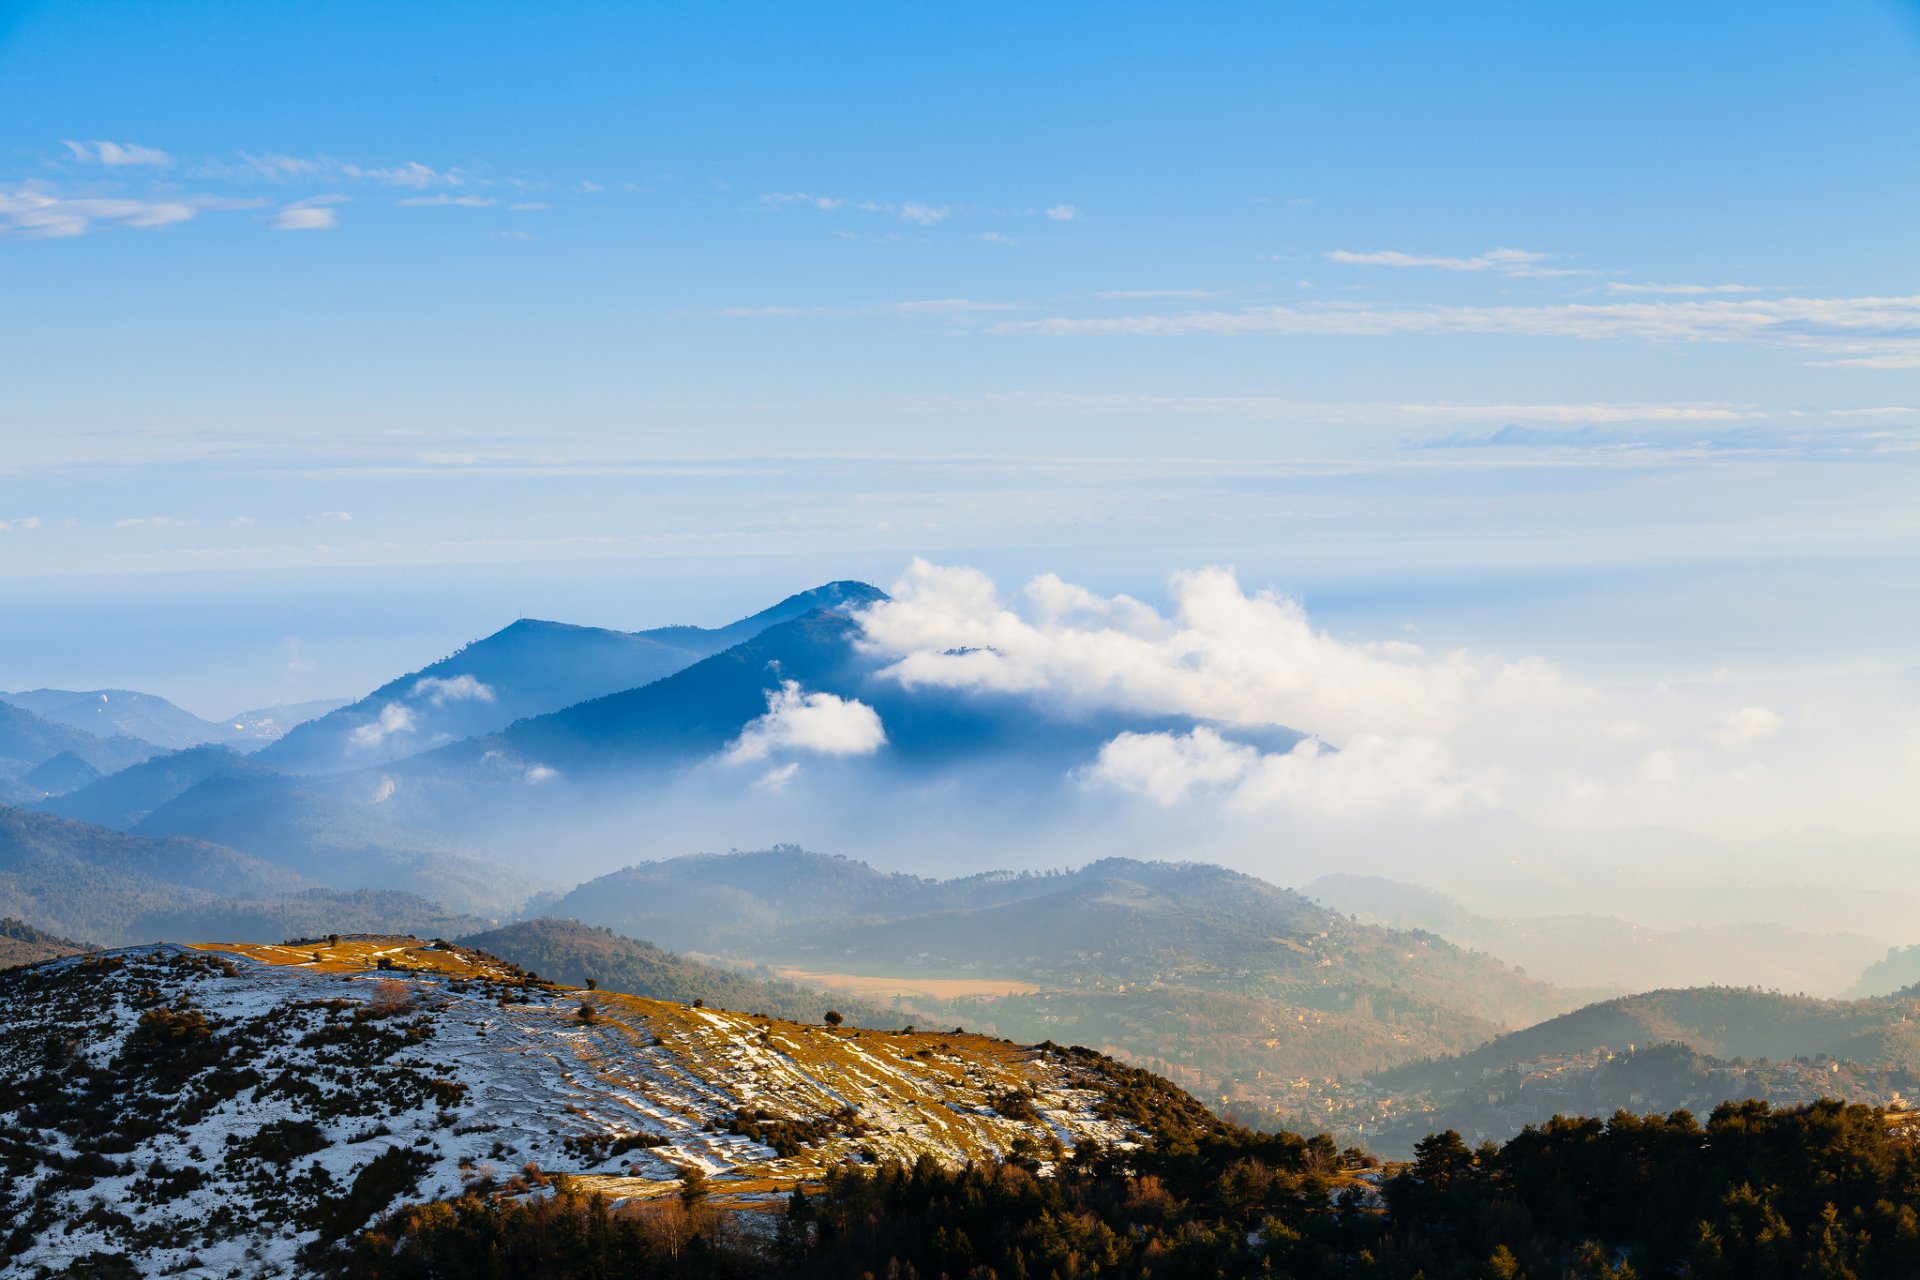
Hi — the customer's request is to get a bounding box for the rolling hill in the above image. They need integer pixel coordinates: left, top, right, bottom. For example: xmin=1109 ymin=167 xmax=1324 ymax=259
xmin=457 ymin=917 xmax=902 ymax=1028
xmin=1384 ymin=983 xmax=1920 ymax=1091
xmin=0 ymin=916 xmax=88 ymax=968
xmin=546 ymin=848 xmax=1578 ymax=1110
xmin=0 ymin=805 xmax=489 ymax=946
xmin=37 ymin=748 xmax=538 ymax=918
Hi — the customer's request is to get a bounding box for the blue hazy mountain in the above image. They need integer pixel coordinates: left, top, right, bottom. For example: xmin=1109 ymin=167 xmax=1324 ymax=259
xmin=39 ymin=745 xmax=276 ymax=829
xmin=447 ymin=601 xmax=1294 ymax=781
xmin=0 ymin=688 xmax=346 ymax=752
xmin=36 ymin=746 xmax=536 ymax=918
xmin=0 ymin=701 xmax=158 ymax=802
xmin=255 ymin=581 xmax=888 ymax=774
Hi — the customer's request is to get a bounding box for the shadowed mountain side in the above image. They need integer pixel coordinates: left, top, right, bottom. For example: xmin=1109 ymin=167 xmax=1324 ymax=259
xmin=131 ymin=773 xmax=542 ymax=917
xmin=258 ymin=581 xmax=888 ymax=774
xmin=38 ymin=744 xmax=275 ymax=829
xmin=34 ymin=743 xmax=539 ymax=916
xmin=1307 ymin=872 xmax=1890 ymax=999
xmin=131 ymin=888 xmax=491 ymax=942
xmin=0 ymin=702 xmax=157 ymax=802
xmin=1382 ymin=984 xmax=1920 ymax=1093
xmin=459 ymin=918 xmax=901 ymax=1028
xmin=0 ymin=804 xmax=312 ymax=943
xmin=1848 ymin=945 xmax=1920 ymax=999
xmin=427 ymin=605 xmax=1293 ymax=787
xmin=0 ymin=917 xmax=90 ymax=968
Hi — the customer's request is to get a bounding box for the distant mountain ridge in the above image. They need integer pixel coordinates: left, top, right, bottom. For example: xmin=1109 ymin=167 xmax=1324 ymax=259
xmin=1 ymin=687 xmax=342 ymax=751
xmin=1307 ymin=872 xmax=1890 ymax=999
xmin=547 ymin=847 xmax=1578 ymax=1102
xmin=0 ymin=701 xmax=157 ymax=802
xmin=1384 ymin=983 xmax=1920 ymax=1092
xmin=257 ymin=581 xmax=888 ymax=774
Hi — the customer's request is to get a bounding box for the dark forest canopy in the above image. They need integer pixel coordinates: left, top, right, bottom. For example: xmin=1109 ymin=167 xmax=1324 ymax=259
xmin=349 ymin=1096 xmax=1920 ymax=1280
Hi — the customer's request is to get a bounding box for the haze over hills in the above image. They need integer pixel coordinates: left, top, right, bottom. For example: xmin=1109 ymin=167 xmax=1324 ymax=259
xmin=543 ymin=848 xmax=1578 ymax=1111
xmin=0 ymin=804 xmax=494 ymax=945
xmin=0 ymin=701 xmax=157 ymax=803
xmin=0 ymin=688 xmax=344 ymax=752
xmin=35 ymin=745 xmax=538 ymax=917
xmin=1307 ymin=872 xmax=1889 ymax=999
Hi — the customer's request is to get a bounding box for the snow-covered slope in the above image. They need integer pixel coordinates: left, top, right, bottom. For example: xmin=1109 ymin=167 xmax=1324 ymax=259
xmin=0 ymin=937 xmax=1160 ymax=1277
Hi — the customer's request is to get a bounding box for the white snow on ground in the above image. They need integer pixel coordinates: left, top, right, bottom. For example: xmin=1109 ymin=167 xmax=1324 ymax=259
xmin=0 ymin=942 xmax=1148 ymax=1278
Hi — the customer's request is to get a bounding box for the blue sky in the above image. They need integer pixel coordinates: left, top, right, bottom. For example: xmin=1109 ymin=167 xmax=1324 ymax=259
xmin=0 ymin=1 xmax=1917 ymax=838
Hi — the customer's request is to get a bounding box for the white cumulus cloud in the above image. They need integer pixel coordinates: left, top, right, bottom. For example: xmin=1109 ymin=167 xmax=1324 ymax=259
xmin=1085 ymin=727 xmax=1496 ymax=816
xmin=349 ymin=702 xmax=416 ymax=748
xmin=724 ymin=681 xmax=887 ymax=763
xmin=411 ymin=674 xmax=496 ymax=706
xmin=858 ymin=559 xmax=1582 ymax=741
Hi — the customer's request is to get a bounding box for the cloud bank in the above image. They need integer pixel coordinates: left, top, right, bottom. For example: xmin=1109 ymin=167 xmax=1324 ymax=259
xmin=849 ymin=560 xmax=1881 ymax=832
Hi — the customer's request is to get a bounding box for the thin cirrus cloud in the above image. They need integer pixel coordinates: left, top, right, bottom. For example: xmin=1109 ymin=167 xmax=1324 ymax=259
xmin=1608 ymin=281 xmax=1767 ymax=296
xmin=397 ymin=194 xmax=497 ymax=208
xmin=0 ymin=188 xmax=215 ymax=238
xmin=236 ymin=153 xmax=462 ymax=188
xmin=115 ymin=516 xmax=198 ymax=529
xmin=760 ymin=191 xmax=952 ymax=226
xmin=61 ymin=139 xmax=172 ymax=167
xmin=307 ymin=511 xmax=354 ymax=522
xmin=716 ymin=298 xmax=1025 ymax=319
xmin=1327 ymin=246 xmax=1594 ymax=277
xmin=990 ymin=294 xmax=1920 ymax=366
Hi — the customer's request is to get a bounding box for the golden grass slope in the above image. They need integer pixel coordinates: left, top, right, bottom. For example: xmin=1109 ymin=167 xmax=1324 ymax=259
xmin=191 ymin=936 xmax=1142 ymax=1205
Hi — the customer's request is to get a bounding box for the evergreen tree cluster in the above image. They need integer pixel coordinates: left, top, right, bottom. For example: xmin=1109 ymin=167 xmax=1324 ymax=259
xmin=346 ymin=1097 xmax=1920 ymax=1279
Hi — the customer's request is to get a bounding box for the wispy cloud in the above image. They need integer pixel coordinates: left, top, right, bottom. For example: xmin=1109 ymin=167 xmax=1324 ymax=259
xmin=62 ymin=139 xmax=172 ymax=167
xmin=0 ymin=516 xmax=42 ymax=532
xmin=898 ymin=201 xmax=949 ymax=225
xmin=237 ymin=153 xmax=463 ymax=188
xmin=761 ymin=191 xmax=950 ymax=226
xmin=992 ymin=293 xmax=1920 ymax=365
xmin=0 ymin=187 xmax=212 ymax=238
xmin=1045 ymin=204 xmax=1081 ymax=222
xmin=1096 ymin=289 xmax=1224 ymax=301
xmin=1608 ymin=281 xmax=1767 ymax=295
xmin=116 ymin=516 xmax=198 ymax=529
xmin=398 ymin=194 xmax=497 ymax=208
xmin=308 ymin=511 xmax=354 ymax=522
xmin=1327 ymin=246 xmax=1593 ymax=277
xmin=717 ymin=298 xmax=1024 ymax=320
